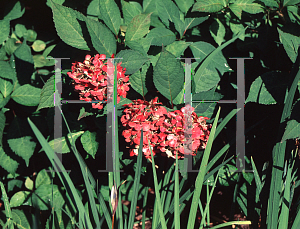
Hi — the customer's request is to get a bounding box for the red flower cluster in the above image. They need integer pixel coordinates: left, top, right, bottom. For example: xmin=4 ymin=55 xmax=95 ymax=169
xmin=68 ymin=54 xmax=130 ymax=110
xmin=121 ymin=98 xmax=211 ymax=159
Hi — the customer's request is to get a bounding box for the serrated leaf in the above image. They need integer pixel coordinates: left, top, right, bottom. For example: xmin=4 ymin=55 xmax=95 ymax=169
xmin=46 ymin=131 xmax=84 ymax=154
xmin=153 ymin=50 xmax=184 ymax=101
xmin=0 ymin=61 xmax=17 ymax=83
xmin=35 ymin=169 xmax=51 ymax=189
xmin=85 ymin=17 xmax=116 ymax=57
xmin=7 ymin=117 xmax=37 ymax=167
xmin=10 ymin=191 xmax=31 ymax=208
xmin=122 ymin=1 xmax=142 ymax=25
xmin=210 ymin=18 xmax=226 ymax=45
xmin=129 ymin=62 xmax=149 ymax=97
xmin=166 ymin=41 xmax=191 ymax=57
xmin=174 ymin=0 xmax=194 ymax=13
xmin=281 ymin=120 xmax=300 ymax=141
xmin=156 ymin=0 xmax=181 ymax=27
xmin=245 ymin=71 xmax=289 ymax=105
xmin=0 ymin=147 xmax=18 ymax=175
xmin=0 ymin=20 xmax=10 ymax=45
xmin=125 ymin=13 xmax=152 ymax=41
xmin=51 ymin=1 xmax=90 ymax=50
xmin=190 ymin=41 xmax=231 ymax=74
xmin=278 ymin=28 xmax=300 ymax=63
xmin=81 ymin=131 xmax=99 ymax=159
xmin=283 ymin=0 xmax=300 ymax=6
xmin=115 ymin=49 xmax=149 ymax=74
xmin=99 ymin=0 xmax=121 ymax=35
xmin=37 ymin=76 xmax=54 ymax=111
xmin=0 ymin=77 xmax=13 ymax=98
xmin=192 ymin=0 xmax=225 ymax=13
xmin=11 ymin=84 xmax=42 ymax=106
xmin=4 ymin=0 xmax=25 ymax=21
xmin=193 ymin=67 xmax=220 ymax=92
xmin=146 ymin=27 xmax=176 ymax=46
xmin=12 ymin=209 xmax=32 ymax=229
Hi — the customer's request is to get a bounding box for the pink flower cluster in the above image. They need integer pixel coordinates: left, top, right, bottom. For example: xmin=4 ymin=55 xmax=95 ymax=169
xmin=68 ymin=54 xmax=130 ymax=110
xmin=121 ymin=98 xmax=211 ymax=159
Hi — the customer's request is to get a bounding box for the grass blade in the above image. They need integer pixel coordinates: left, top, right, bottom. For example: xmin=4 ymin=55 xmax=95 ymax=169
xmin=187 ymin=107 xmax=221 ymax=229
xmin=209 ymin=220 xmax=251 ymax=229
xmin=0 ymin=181 xmax=13 ymax=229
xmin=174 ymin=152 xmax=180 ymax=229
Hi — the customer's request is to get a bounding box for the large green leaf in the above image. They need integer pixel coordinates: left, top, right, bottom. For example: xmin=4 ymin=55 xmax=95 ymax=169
xmin=0 ymin=147 xmax=18 ymax=175
xmin=193 ymin=68 xmax=220 ymax=92
xmin=0 ymin=61 xmax=17 ymax=83
xmin=278 ymin=28 xmax=300 ymax=63
xmin=229 ymin=0 xmax=263 ymax=18
xmin=4 ymin=0 xmax=25 ymax=21
xmin=99 ymin=0 xmax=121 ymax=35
xmin=0 ymin=77 xmax=13 ymax=98
xmin=10 ymin=191 xmax=31 ymax=207
xmin=116 ymin=49 xmax=149 ymax=74
xmin=283 ymin=0 xmax=300 ymax=7
xmin=146 ymin=28 xmax=176 ymax=46
xmin=12 ymin=209 xmax=33 ymax=229
xmin=33 ymin=184 xmax=65 ymax=211
xmin=245 ymin=71 xmax=289 ymax=105
xmin=281 ymin=120 xmax=300 ymax=141
xmin=153 ymin=50 xmax=184 ymax=101
xmin=125 ymin=13 xmax=152 ymax=41
xmin=7 ymin=117 xmax=37 ymax=167
xmin=129 ymin=62 xmax=149 ymax=97
xmin=37 ymin=76 xmax=54 ymax=111
xmin=210 ymin=18 xmax=226 ymax=46
xmin=87 ymin=0 xmax=100 ymax=20
xmin=80 ymin=131 xmax=99 ymax=159
xmin=122 ymin=1 xmax=143 ymax=25
xmin=177 ymin=17 xmax=209 ymax=38
xmin=35 ymin=169 xmax=52 ymax=189
xmin=190 ymin=41 xmax=231 ymax=75
xmin=166 ymin=41 xmax=191 ymax=57
xmin=192 ymin=0 xmax=225 ymax=13
xmin=0 ymin=20 xmax=10 ymax=45
xmin=11 ymin=84 xmax=42 ymax=106
xmin=125 ymin=37 xmax=153 ymax=55
xmin=143 ymin=0 xmax=158 ymax=15
xmin=85 ymin=18 xmax=116 ymax=57
xmin=156 ymin=0 xmax=181 ymax=27
xmin=174 ymin=0 xmax=194 ymax=13
xmin=51 ymin=0 xmax=90 ymax=50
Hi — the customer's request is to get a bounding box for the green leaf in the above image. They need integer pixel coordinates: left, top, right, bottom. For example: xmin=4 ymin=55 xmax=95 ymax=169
xmin=116 ymin=49 xmax=149 ymax=74
xmin=156 ymin=0 xmax=181 ymax=27
xmin=11 ymin=84 xmax=42 ymax=106
xmin=10 ymin=191 xmax=31 ymax=207
xmin=0 ymin=111 xmax=5 ymax=146
xmin=99 ymin=0 xmax=121 ymax=35
xmin=46 ymin=131 xmax=84 ymax=154
xmin=25 ymin=177 xmax=34 ymax=190
xmin=281 ymin=120 xmax=300 ymax=141
xmin=0 ymin=147 xmax=18 ymax=175
xmin=23 ymin=29 xmax=37 ymax=42
xmin=230 ymin=0 xmax=264 ymax=16
xmin=210 ymin=18 xmax=226 ymax=46
xmin=15 ymin=24 xmax=27 ymax=38
xmin=245 ymin=71 xmax=289 ymax=105
xmin=0 ymin=77 xmax=13 ymax=98
xmin=32 ymin=40 xmax=46 ymax=52
xmin=7 ymin=117 xmax=37 ymax=167
xmin=218 ymin=164 xmax=239 ymax=186
xmin=174 ymin=0 xmax=194 ymax=13
xmin=229 ymin=4 xmax=243 ymax=19
xmin=166 ymin=41 xmax=191 ymax=57
xmin=153 ymin=50 xmax=184 ymax=102
xmin=125 ymin=37 xmax=152 ymax=55
xmin=12 ymin=209 xmax=33 ymax=229
xmin=146 ymin=28 xmax=176 ymax=46
xmin=35 ymin=169 xmax=51 ymax=189
xmin=81 ymin=131 xmax=99 ymax=159
xmin=4 ymin=0 xmax=25 ymax=21
xmin=143 ymin=0 xmax=158 ymax=15
xmin=129 ymin=62 xmax=149 ymax=97
xmin=51 ymin=1 xmax=90 ymax=50
xmin=0 ymin=61 xmax=17 ymax=83
xmin=177 ymin=17 xmax=209 ymax=38
xmin=190 ymin=41 xmax=231 ymax=75
xmin=192 ymin=0 xmax=225 ymax=13
xmin=230 ymin=22 xmax=245 ymax=40
xmin=122 ymin=1 xmax=142 ymax=25
xmin=283 ymin=0 xmax=300 ymax=7
xmin=33 ymin=55 xmax=48 ymax=68
xmin=125 ymin=13 xmax=152 ymax=41
xmin=85 ymin=17 xmax=116 ymax=57
xmin=278 ymin=28 xmax=300 ymax=63
xmin=37 ymin=76 xmax=54 ymax=111
xmin=87 ymin=0 xmax=100 ymax=20
xmin=33 ymin=184 xmax=65 ymax=211
xmin=0 ymin=20 xmax=10 ymax=44
xmin=193 ymin=67 xmax=220 ymax=92
xmin=5 ymin=38 xmax=21 ymax=55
